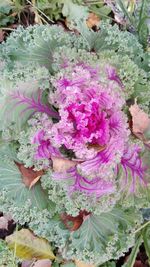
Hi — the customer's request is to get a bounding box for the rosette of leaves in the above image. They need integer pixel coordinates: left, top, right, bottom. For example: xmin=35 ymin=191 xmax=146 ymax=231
xmin=0 ymin=21 xmax=149 ymax=143
xmin=0 ymin=19 xmax=150 ymax=266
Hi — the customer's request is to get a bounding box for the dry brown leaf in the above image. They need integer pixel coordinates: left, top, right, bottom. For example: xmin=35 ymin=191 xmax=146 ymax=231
xmin=88 ymin=143 xmax=106 ymax=152
xmin=86 ymin=13 xmax=100 ymax=28
xmin=129 ymin=99 xmax=150 ymax=138
xmin=15 ymin=162 xmax=44 ymax=188
xmin=61 ymin=211 xmax=90 ymax=232
xmin=75 ymin=259 xmax=95 ymax=267
xmin=29 ymin=176 xmax=41 ymax=189
xmin=52 ymin=157 xmax=77 ymax=172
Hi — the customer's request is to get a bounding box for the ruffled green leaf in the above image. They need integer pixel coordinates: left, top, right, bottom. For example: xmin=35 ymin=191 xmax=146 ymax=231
xmin=65 ymin=207 xmax=142 ymax=265
xmin=1 ymin=25 xmax=73 ymax=70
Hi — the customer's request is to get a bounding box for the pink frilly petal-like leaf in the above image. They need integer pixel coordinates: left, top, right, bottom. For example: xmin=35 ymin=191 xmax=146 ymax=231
xmin=52 ymin=167 xmax=115 ymax=198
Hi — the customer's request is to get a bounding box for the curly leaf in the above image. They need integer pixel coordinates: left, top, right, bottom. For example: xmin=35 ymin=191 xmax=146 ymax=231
xmin=6 ymin=229 xmax=55 ymax=260
xmin=70 ymin=207 xmax=139 ymax=257
xmin=2 ymin=25 xmax=72 ymax=70
xmin=0 ymin=159 xmax=49 ymax=209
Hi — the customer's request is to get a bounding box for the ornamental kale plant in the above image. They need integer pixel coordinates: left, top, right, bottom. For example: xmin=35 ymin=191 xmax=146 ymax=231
xmin=0 ymin=21 xmax=150 ymax=265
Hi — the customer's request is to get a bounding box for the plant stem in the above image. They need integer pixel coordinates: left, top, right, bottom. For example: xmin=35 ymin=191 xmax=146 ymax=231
xmin=134 ymin=221 xmax=150 ymax=234
xmin=0 ymin=28 xmax=16 ymax=31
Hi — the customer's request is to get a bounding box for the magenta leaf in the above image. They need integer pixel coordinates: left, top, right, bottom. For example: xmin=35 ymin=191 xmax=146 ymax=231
xmin=120 ymin=145 xmax=147 ymax=193
xmin=10 ymin=90 xmax=60 ymax=119
xmin=52 ymin=167 xmax=115 ymax=198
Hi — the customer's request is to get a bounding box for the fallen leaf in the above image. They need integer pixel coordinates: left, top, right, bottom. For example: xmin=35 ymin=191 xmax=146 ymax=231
xmin=6 ymin=229 xmax=55 ymax=260
xmin=52 ymin=157 xmax=77 ymax=172
xmin=22 ymin=259 xmax=51 ymax=267
xmin=61 ymin=211 xmax=90 ymax=231
xmin=129 ymin=99 xmax=150 ymax=139
xmin=75 ymin=259 xmax=95 ymax=267
xmin=86 ymin=13 xmax=100 ymax=28
xmin=29 ymin=176 xmax=41 ymax=189
xmin=21 ymin=260 xmax=34 ymax=267
xmin=88 ymin=143 xmax=106 ymax=152
xmin=34 ymin=259 xmax=51 ymax=267
xmin=15 ymin=162 xmax=44 ymax=188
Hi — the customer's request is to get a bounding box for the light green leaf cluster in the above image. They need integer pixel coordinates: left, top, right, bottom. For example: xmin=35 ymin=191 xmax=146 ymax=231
xmin=0 ymin=167 xmax=145 ymax=265
xmin=0 ymin=24 xmax=88 ymax=69
xmin=27 ymin=202 xmax=143 ymax=266
xmin=76 ymin=21 xmax=144 ymax=57
xmin=64 ymin=207 xmax=141 ymax=265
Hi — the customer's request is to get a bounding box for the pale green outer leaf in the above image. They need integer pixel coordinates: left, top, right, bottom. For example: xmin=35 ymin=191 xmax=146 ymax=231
xmin=62 ymin=0 xmax=88 ymax=22
xmin=0 ymin=95 xmax=31 ymax=132
xmin=123 ymin=235 xmax=143 ymax=267
xmin=6 ymin=229 xmax=55 ymax=260
xmin=0 ymin=159 xmax=49 ymax=209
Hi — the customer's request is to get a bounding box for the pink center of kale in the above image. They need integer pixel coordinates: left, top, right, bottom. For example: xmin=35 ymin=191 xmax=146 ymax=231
xmin=67 ymin=101 xmax=110 ymax=146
